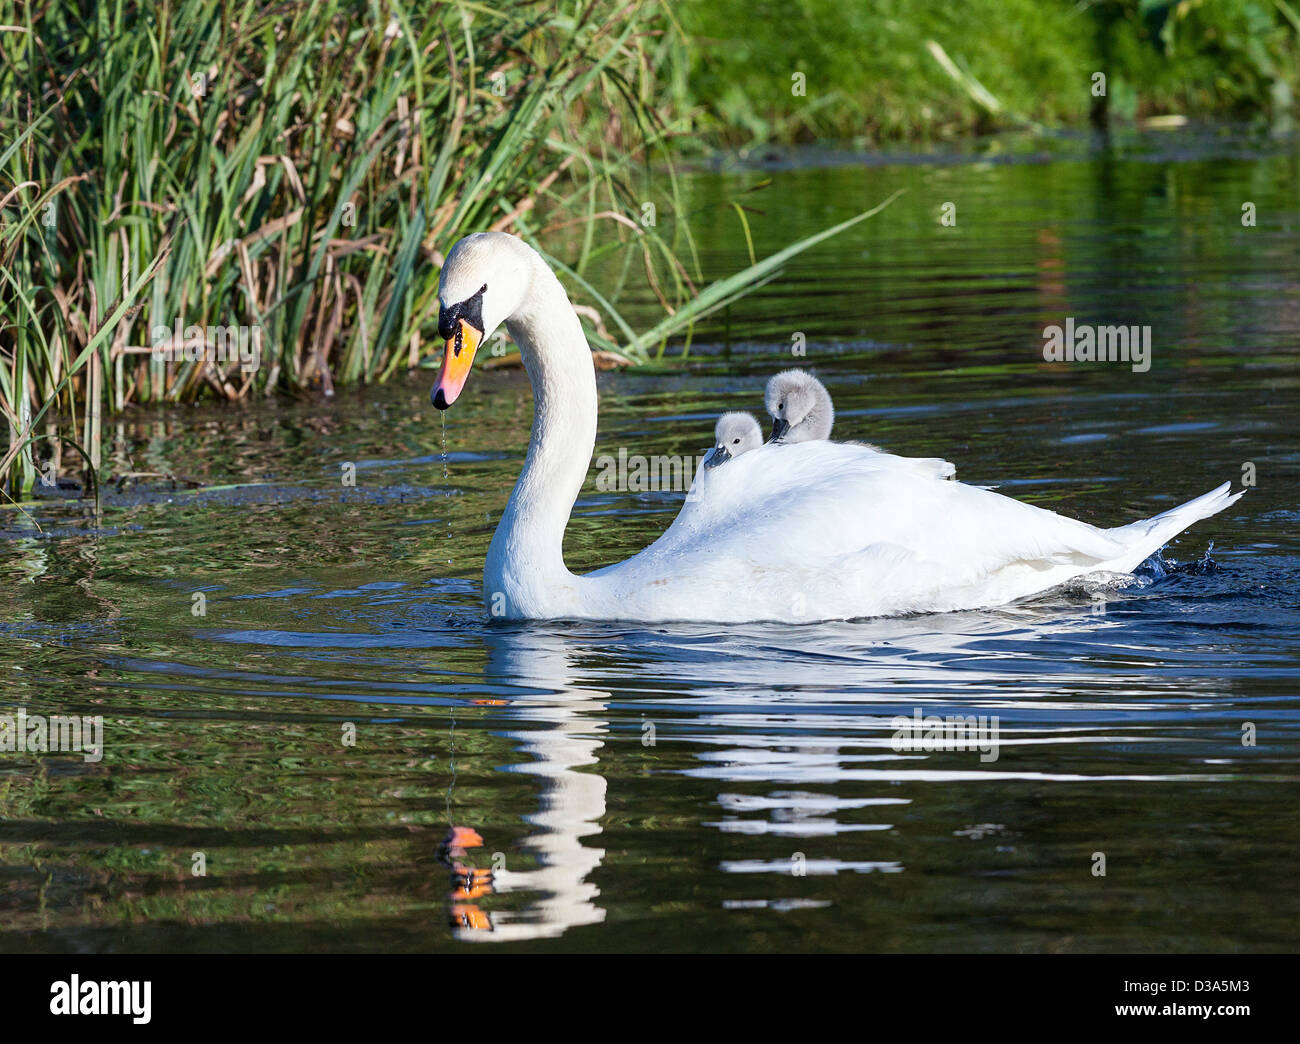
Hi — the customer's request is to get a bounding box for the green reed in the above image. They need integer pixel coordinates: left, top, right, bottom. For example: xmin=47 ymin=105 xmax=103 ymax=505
xmin=0 ymin=0 xmax=889 ymax=498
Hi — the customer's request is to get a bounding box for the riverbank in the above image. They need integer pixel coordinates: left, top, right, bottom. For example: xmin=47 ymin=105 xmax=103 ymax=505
xmin=679 ymin=0 xmax=1300 ymax=146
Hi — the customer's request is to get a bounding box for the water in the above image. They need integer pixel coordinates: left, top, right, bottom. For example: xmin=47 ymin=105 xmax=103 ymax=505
xmin=2 ymin=128 xmax=1298 ymax=952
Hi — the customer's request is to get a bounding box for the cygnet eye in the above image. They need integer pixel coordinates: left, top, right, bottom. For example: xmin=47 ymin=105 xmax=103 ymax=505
xmin=732 ymin=438 xmax=740 ymax=444
xmin=778 ymin=401 xmax=785 ymax=410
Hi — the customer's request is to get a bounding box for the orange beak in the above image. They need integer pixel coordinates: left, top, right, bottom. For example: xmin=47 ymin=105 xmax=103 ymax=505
xmin=448 ymin=826 xmax=484 ymax=849
xmin=451 ymin=904 xmax=492 ymax=932
xmin=431 ymin=318 xmax=480 ymax=409
xmin=451 ymin=867 xmax=495 ymax=901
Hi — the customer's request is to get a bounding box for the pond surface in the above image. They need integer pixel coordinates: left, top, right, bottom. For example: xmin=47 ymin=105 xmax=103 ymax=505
xmin=2 ymin=128 xmax=1298 ymax=952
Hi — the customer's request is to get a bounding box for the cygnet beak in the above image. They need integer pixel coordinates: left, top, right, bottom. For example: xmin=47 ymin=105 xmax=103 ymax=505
xmin=703 ymin=444 xmax=732 ymax=469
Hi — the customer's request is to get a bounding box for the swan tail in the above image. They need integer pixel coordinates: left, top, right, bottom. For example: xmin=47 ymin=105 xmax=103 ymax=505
xmin=1104 ymin=481 xmax=1245 ymax=571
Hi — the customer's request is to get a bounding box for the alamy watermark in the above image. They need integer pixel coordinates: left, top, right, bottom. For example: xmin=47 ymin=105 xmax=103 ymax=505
xmin=0 ymin=707 xmax=104 ymax=763
xmin=890 ymin=710 xmax=1001 ymax=763
xmin=50 ymin=975 xmax=150 ymax=1024
xmin=1042 ymin=317 xmax=1151 ymax=373
xmin=594 ymin=447 xmax=709 ymax=498
xmin=150 ymin=317 xmax=262 ymax=373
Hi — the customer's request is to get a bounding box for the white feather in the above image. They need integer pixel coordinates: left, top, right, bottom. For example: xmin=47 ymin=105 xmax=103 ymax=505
xmin=434 ymin=233 xmax=1242 ymax=624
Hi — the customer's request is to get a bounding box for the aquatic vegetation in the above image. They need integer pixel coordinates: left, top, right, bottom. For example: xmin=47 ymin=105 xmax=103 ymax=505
xmin=4 ymin=0 xmax=1292 ymax=500
xmin=0 ymin=0 xmax=884 ymax=496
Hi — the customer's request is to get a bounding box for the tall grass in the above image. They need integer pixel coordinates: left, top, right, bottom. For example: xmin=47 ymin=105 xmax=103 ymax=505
xmin=0 ymin=0 xmax=887 ymax=498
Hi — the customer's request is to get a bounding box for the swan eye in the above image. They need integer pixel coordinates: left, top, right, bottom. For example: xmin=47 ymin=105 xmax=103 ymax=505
xmin=778 ymin=402 xmax=785 ymax=410
xmin=732 ymin=438 xmax=740 ymax=444
xmin=438 ymin=283 xmax=488 ymax=339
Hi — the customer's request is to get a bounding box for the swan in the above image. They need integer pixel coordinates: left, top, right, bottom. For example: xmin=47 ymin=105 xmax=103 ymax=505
xmin=704 ymin=412 xmax=763 ymax=468
xmin=769 ymin=368 xmax=952 ymax=478
xmin=431 ymin=231 xmax=1243 ymax=624
xmin=767 ymin=368 xmax=956 ymax=479
xmin=766 ymin=368 xmax=836 ymax=443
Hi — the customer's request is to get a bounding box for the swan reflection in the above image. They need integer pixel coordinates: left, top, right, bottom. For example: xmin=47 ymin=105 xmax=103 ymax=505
xmin=445 ymin=627 xmax=608 ymax=942
xmin=443 ymin=599 xmax=1236 ymax=939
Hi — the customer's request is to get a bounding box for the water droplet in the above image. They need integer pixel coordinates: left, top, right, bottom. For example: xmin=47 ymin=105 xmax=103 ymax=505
xmin=440 ymin=413 xmax=452 ymax=567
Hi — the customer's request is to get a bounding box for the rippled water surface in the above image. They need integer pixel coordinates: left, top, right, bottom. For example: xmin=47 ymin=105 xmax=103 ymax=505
xmin=2 ymin=130 xmax=1298 ymax=952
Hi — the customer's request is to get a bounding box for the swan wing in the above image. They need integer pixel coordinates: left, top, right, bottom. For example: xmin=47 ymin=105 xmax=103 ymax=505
xmin=580 ymin=442 xmax=1239 ymax=622
xmin=672 ymin=440 xmax=1125 ymax=570
xmin=589 ymin=441 xmax=1130 ymax=620
xmin=850 ymin=445 xmax=956 ymax=480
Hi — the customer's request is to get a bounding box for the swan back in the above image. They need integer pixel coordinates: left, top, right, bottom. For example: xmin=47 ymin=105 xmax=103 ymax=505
xmin=602 ymin=440 xmax=1239 ymax=622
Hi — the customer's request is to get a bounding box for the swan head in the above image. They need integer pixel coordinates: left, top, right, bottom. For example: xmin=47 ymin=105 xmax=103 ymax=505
xmin=704 ymin=411 xmax=763 ymax=469
xmin=765 ymin=369 xmax=834 ymax=443
xmin=431 ymin=232 xmax=535 ymax=409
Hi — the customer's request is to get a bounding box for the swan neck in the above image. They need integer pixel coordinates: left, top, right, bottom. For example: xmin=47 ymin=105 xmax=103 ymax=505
xmin=486 ymin=258 xmax=597 ymax=608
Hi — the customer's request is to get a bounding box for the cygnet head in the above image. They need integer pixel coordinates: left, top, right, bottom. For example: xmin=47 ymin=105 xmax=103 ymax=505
xmin=765 ymin=369 xmax=834 ymax=443
xmin=704 ymin=412 xmax=763 ymax=469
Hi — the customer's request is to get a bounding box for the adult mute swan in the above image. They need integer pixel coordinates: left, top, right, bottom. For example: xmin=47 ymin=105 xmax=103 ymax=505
xmin=431 ymin=231 xmax=1243 ymax=624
